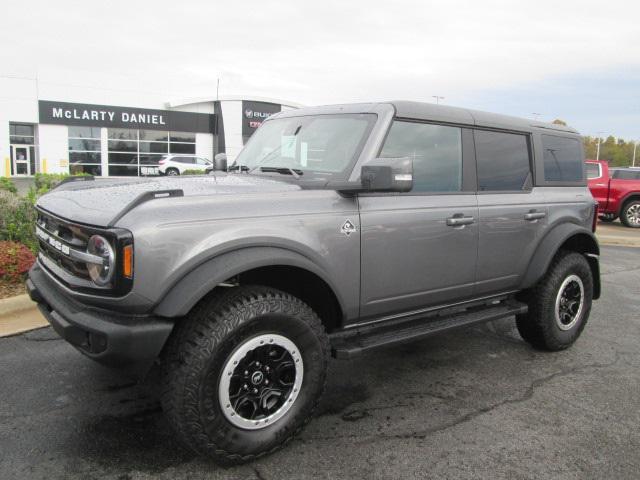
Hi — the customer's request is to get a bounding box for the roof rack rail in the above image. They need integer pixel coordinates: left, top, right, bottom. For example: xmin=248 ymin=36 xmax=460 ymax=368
xmin=108 ymin=189 xmax=184 ymax=227
xmin=53 ymin=175 xmax=95 ymax=189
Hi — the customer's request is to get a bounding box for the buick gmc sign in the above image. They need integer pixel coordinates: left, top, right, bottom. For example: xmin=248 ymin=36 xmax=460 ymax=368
xmin=38 ymin=100 xmax=216 ymax=133
xmin=242 ymin=101 xmax=281 ymax=137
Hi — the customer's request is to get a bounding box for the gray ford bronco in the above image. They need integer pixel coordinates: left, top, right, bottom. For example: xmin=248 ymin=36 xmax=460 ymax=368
xmin=28 ymin=101 xmax=600 ymax=463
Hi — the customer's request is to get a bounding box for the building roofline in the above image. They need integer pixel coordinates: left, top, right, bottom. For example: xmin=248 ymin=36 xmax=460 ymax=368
xmin=166 ymin=95 xmax=304 ymax=109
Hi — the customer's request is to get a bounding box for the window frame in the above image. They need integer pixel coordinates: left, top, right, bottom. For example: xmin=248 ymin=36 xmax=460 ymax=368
xmin=532 ymin=130 xmax=586 ymax=187
xmin=365 ymin=117 xmax=477 ymax=197
xmin=473 ymin=126 xmax=535 ymax=194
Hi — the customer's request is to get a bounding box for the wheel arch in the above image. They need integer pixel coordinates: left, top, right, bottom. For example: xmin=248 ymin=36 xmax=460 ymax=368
xmin=520 ymin=224 xmax=601 ymax=299
xmin=618 ymin=193 xmax=640 ymax=216
xmin=153 ymin=246 xmax=347 ymax=332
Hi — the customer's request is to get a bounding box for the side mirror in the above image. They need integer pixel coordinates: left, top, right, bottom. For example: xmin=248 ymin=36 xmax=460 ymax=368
xmin=360 ymin=157 xmax=413 ymax=192
xmin=214 ymin=153 xmax=228 ymax=171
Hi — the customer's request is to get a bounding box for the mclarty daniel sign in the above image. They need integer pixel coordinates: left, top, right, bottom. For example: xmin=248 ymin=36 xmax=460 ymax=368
xmin=38 ymin=100 xmax=216 ymax=133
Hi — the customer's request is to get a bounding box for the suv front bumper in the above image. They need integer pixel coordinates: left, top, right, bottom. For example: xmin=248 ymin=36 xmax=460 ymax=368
xmin=27 ymin=262 xmax=175 ymax=378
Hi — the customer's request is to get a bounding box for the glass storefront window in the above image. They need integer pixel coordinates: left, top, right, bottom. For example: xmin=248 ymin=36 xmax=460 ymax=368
xmin=68 ymin=126 xmax=101 ymax=174
xmin=169 ymin=142 xmax=196 ymax=154
xmin=170 ymin=131 xmax=196 ymax=143
xmin=107 ymin=128 xmax=197 ymax=176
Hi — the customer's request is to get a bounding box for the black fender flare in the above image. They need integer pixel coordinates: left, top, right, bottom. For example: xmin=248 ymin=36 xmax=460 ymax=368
xmin=153 ymin=246 xmax=347 ymax=318
xmin=520 ymin=223 xmax=601 ymax=299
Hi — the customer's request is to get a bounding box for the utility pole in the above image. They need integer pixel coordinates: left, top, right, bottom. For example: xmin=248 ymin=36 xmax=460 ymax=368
xmin=432 ymin=96 xmax=444 ymax=105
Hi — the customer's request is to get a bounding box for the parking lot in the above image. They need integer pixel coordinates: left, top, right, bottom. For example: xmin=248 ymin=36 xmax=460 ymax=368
xmin=1 ymin=245 xmax=639 ymax=480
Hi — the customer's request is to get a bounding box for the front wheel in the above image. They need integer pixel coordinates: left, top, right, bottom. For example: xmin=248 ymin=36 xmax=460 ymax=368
xmin=516 ymin=251 xmax=593 ymax=351
xmin=161 ymin=286 xmax=329 ymax=464
xmin=620 ymin=200 xmax=640 ymax=228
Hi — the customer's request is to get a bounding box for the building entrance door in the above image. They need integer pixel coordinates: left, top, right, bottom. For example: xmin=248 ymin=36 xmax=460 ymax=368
xmin=11 ymin=145 xmax=31 ymax=176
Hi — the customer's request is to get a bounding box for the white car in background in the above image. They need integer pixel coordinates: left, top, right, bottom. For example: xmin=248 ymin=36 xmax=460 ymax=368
xmin=158 ymin=155 xmax=211 ymax=175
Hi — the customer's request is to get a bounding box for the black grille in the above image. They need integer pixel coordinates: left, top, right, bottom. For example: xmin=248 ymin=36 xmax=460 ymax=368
xmin=36 ymin=211 xmax=91 ymax=280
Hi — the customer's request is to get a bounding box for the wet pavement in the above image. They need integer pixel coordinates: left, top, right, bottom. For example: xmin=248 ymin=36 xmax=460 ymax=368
xmin=1 ymin=246 xmax=639 ymax=479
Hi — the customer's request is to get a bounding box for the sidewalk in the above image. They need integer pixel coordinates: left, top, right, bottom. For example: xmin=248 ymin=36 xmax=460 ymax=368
xmin=0 ymin=294 xmax=47 ymax=337
xmin=596 ymin=222 xmax=640 ymax=248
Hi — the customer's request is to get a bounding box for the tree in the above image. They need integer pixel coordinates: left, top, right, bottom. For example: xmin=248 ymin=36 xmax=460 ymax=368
xmin=552 ymin=119 xmax=567 ymax=126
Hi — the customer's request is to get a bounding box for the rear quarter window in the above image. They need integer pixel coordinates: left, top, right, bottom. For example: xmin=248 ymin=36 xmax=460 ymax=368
xmin=542 ymin=135 xmax=584 ymax=182
xmin=586 ymin=163 xmax=601 ymax=179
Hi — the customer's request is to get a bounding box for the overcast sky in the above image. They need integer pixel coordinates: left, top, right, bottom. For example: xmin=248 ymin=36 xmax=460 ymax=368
xmin=2 ymin=0 xmax=639 ymax=138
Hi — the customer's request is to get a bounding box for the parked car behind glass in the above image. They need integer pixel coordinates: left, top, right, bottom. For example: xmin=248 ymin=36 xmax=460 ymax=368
xmin=158 ymin=154 xmax=211 ymax=175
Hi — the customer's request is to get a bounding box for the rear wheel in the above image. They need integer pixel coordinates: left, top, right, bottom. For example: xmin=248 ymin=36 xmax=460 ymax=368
xmin=165 ymin=167 xmax=179 ymax=176
xmin=161 ymin=286 xmax=329 ymax=464
xmin=516 ymin=251 xmax=593 ymax=351
xmin=620 ymin=200 xmax=640 ymax=228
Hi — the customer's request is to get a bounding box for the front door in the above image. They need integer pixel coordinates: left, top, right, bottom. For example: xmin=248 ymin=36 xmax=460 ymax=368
xmin=11 ymin=146 xmax=30 ymax=176
xmin=358 ymin=120 xmax=479 ymax=321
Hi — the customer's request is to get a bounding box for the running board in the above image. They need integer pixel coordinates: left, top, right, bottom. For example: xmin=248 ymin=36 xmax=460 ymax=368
xmin=330 ymin=301 xmax=527 ymax=359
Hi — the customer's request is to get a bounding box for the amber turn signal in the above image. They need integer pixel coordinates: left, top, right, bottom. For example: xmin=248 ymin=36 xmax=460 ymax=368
xmin=122 ymin=244 xmax=133 ymax=279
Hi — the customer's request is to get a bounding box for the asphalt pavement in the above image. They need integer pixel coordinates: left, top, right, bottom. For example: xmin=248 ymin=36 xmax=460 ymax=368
xmin=1 ymin=246 xmax=639 ymax=479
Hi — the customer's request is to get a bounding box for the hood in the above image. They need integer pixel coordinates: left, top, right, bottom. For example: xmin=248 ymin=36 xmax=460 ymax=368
xmin=37 ymin=174 xmax=301 ymax=227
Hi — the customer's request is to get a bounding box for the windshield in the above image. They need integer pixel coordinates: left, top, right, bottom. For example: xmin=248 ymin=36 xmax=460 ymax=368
xmin=233 ymin=114 xmax=376 ymax=179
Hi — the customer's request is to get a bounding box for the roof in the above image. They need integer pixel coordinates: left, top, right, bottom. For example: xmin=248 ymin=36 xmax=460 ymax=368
xmin=275 ymin=101 xmax=580 ymax=134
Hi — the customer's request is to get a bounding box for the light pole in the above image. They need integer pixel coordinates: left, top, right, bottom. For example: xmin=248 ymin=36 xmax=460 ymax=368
xmin=595 ymin=132 xmax=604 ymax=161
xmin=432 ymin=96 xmax=444 ymax=105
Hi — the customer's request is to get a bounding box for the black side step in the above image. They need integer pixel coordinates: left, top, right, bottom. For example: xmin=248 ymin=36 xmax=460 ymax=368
xmin=330 ymin=301 xmax=528 ymax=359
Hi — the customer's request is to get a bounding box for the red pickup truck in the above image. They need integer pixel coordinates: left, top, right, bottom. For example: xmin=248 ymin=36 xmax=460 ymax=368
xmin=586 ymin=160 xmax=640 ymax=228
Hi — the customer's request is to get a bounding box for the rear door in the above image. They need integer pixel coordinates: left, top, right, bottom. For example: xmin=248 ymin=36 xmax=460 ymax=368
xmin=474 ymin=129 xmax=547 ymax=295
xmin=359 ymin=120 xmax=479 ymax=320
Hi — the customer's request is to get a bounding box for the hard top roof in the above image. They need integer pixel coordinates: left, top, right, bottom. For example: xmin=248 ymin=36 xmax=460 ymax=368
xmin=274 ymin=101 xmax=579 ymax=135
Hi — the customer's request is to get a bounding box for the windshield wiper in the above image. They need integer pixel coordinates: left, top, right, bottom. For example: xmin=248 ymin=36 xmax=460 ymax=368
xmin=259 ymin=167 xmax=303 ymax=178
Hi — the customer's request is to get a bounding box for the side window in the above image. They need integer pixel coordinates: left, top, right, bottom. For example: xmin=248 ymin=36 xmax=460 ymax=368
xmin=542 ymin=134 xmax=584 ymax=182
xmin=379 ymin=121 xmax=462 ymax=192
xmin=475 ymin=130 xmax=531 ymax=191
xmin=586 ymin=163 xmax=601 ymax=179
xmin=196 ymin=158 xmax=209 ymax=165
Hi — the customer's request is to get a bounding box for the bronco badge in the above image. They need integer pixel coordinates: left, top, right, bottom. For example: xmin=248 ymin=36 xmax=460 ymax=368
xmin=341 ymin=220 xmax=357 ymax=236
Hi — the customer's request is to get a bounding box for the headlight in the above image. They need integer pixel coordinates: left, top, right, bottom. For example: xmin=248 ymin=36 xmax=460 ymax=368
xmin=86 ymin=235 xmax=115 ymax=286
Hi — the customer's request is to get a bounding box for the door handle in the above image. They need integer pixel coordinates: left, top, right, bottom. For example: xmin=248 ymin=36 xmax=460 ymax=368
xmin=446 ymin=215 xmax=475 ymax=227
xmin=524 ymin=211 xmax=546 ymax=221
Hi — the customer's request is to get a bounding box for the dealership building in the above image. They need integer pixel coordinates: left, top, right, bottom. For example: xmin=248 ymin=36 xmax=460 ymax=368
xmin=0 ymin=76 xmax=300 ymax=177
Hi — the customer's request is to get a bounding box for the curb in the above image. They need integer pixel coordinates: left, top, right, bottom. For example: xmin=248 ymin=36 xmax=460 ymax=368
xmin=0 ymin=294 xmax=48 ymax=337
xmin=597 ymin=236 xmax=640 ymax=248
xmin=0 ymin=294 xmax=35 ymax=316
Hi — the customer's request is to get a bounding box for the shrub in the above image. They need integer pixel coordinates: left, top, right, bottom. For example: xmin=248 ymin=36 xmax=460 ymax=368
xmin=0 ymin=177 xmax=17 ymax=194
xmin=0 ymin=191 xmax=39 ymax=252
xmin=0 ymin=241 xmax=36 ymax=282
xmin=181 ymin=169 xmax=208 ymax=176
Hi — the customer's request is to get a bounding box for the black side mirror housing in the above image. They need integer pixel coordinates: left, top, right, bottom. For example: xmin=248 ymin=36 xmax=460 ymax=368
xmin=333 ymin=157 xmax=413 ymax=194
xmin=214 ymin=153 xmax=228 ymax=171
xmin=360 ymin=157 xmax=413 ymax=193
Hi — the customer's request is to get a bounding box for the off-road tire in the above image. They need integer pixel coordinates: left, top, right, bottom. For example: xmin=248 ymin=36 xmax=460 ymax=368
xmin=161 ymin=286 xmax=329 ymax=464
xmin=620 ymin=200 xmax=640 ymax=228
xmin=516 ymin=251 xmax=593 ymax=351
